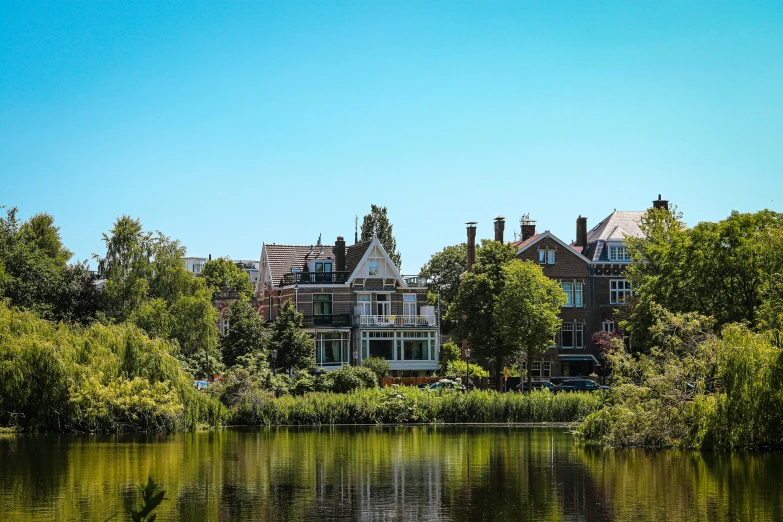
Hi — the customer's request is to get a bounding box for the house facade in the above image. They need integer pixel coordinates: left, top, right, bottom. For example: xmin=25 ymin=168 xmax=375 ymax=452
xmin=255 ymin=236 xmax=438 ymax=375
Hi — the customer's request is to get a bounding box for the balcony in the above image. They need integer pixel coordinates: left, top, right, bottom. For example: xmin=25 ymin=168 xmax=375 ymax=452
xmin=280 ymin=271 xmax=351 ymax=286
xmin=356 ymin=315 xmax=437 ymax=328
xmin=302 ymin=314 xmax=352 ymax=328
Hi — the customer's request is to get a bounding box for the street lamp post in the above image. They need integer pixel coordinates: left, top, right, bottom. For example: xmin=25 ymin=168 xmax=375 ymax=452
xmin=465 ymin=348 xmax=471 ymax=389
xmin=294 ymin=284 xmax=299 ymax=311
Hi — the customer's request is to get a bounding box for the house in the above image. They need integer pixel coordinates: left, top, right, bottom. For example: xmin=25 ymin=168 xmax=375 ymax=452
xmin=255 ymin=235 xmax=438 ymax=375
xmin=573 ymin=195 xmax=668 ymax=336
xmin=511 ymin=218 xmax=598 ymax=378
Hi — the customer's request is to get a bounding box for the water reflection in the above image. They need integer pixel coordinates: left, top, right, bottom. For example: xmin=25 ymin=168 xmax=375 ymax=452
xmin=1 ymin=427 xmax=781 ymax=521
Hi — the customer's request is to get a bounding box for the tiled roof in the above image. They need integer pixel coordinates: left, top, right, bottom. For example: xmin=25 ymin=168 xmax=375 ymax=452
xmin=346 ymin=240 xmax=372 ymax=273
xmin=581 ymin=211 xmax=645 ymax=262
xmin=511 ymin=234 xmax=541 ymax=250
xmin=265 ymin=244 xmax=336 ymax=286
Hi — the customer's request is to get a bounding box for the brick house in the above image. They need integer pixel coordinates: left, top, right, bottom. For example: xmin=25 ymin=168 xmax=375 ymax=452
xmin=255 ymin=235 xmax=438 ymax=375
xmin=511 ymin=220 xmax=598 ymax=378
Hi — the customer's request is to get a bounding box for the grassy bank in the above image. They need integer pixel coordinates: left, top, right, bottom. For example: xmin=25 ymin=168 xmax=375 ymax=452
xmin=221 ymin=386 xmax=604 ymax=426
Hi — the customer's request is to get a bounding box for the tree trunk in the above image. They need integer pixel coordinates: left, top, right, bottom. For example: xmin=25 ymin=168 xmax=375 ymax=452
xmin=496 ymin=358 xmax=504 ymax=391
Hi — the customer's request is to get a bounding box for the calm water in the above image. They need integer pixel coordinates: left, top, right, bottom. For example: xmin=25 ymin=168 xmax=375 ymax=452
xmin=1 ymin=426 xmax=782 ymax=521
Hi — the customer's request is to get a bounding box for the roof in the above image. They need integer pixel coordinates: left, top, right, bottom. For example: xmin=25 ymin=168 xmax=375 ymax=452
xmin=585 ymin=211 xmax=645 ymax=243
xmin=345 ymin=240 xmax=372 ymax=273
xmin=264 ymin=244 xmax=336 ymax=286
xmin=581 ymin=211 xmax=646 ymax=262
xmin=515 ymin=231 xmax=592 ymax=264
xmin=511 ymin=234 xmax=541 ymax=250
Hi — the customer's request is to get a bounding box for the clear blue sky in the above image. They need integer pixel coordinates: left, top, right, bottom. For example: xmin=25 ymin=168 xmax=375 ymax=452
xmin=2 ymin=1 xmax=781 ymax=273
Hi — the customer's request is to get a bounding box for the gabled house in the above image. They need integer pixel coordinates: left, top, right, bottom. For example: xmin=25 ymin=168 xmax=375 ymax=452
xmin=512 ymin=220 xmax=599 ymax=378
xmin=255 ymin=235 xmax=438 ymax=375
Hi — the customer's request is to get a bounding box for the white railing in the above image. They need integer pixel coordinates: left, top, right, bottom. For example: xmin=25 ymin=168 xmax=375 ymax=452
xmin=359 ymin=315 xmax=436 ymax=327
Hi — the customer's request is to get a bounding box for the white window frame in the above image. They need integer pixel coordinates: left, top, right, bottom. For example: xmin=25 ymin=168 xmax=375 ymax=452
xmin=574 ymin=282 xmax=583 ymax=307
xmin=403 ymin=294 xmax=417 ymax=321
xmin=602 ymin=321 xmax=614 ymax=332
xmin=562 ymin=282 xmax=573 ymax=307
xmin=561 ymin=322 xmax=575 ymax=348
xmin=313 ymin=293 xmax=332 ymax=316
xmin=368 ymin=259 xmax=380 ymax=276
xmin=531 ymin=361 xmax=541 ymax=378
xmin=357 ymin=293 xmax=372 ymax=316
xmin=610 ymin=279 xmax=633 ymax=304
xmin=608 ymin=245 xmax=631 ymax=261
xmin=538 ymin=248 xmax=556 ymax=265
xmin=375 ymin=293 xmax=390 ymax=316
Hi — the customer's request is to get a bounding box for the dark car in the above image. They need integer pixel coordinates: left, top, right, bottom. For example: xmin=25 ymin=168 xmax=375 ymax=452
xmin=513 ymin=381 xmax=556 ymax=392
xmin=555 ymin=379 xmax=609 ymax=392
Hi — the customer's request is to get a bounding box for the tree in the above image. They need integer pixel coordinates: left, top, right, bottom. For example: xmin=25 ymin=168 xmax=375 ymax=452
xmin=267 ymin=301 xmax=314 ymax=373
xmin=446 ymin=240 xmax=518 ymax=387
xmin=169 ymin=287 xmax=221 ymax=378
xmin=419 ymin=243 xmax=467 ymax=332
xmin=495 ymin=260 xmax=568 ymax=390
xmin=200 ymin=257 xmax=254 ymax=298
xmin=624 ymin=207 xmax=783 ymax=351
xmin=360 ymin=205 xmax=401 ymax=269
xmin=220 ymin=299 xmax=266 ymax=368
xmin=361 ymin=356 xmax=390 ymax=384
xmin=438 ymin=339 xmax=461 ymax=374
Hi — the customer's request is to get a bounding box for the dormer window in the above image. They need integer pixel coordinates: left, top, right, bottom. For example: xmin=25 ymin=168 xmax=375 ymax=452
xmin=368 ymin=259 xmax=379 ymax=276
xmin=608 ymin=245 xmax=631 ymax=261
xmin=315 ymin=261 xmax=333 ymax=272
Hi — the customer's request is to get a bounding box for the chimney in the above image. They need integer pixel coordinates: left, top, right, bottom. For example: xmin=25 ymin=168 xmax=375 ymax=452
xmin=520 ymin=215 xmax=536 ymax=242
xmin=576 ymin=216 xmax=588 ymax=248
xmin=466 ymin=222 xmax=477 ymax=271
xmin=493 ymin=215 xmax=506 ymax=243
xmin=333 ymin=236 xmax=346 ymax=272
xmin=653 ymin=194 xmax=669 ymax=211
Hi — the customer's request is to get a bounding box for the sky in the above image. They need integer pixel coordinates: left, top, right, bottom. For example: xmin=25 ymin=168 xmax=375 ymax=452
xmin=1 ymin=1 xmax=782 ymax=274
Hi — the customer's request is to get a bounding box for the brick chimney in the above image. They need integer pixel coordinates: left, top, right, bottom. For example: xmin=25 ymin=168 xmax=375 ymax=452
xmin=520 ymin=215 xmax=536 ymax=242
xmin=333 ymin=236 xmax=346 ymax=272
xmin=576 ymin=215 xmax=588 ymax=248
xmin=652 ymin=194 xmax=669 ymax=211
xmin=493 ymin=215 xmax=505 ymax=243
xmin=466 ymin=222 xmax=477 ymax=271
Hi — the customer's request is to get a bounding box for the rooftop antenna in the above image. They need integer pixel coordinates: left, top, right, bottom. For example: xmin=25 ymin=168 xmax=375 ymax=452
xmin=354 ymin=216 xmax=358 ymax=244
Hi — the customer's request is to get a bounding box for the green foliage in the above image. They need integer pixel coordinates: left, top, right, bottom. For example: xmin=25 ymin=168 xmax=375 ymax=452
xmin=0 ymin=207 xmax=102 ymax=324
xmin=577 ymin=307 xmax=783 ymax=450
xmin=221 ymin=387 xmax=602 ymax=426
xmin=220 ymin=299 xmax=265 ymax=368
xmin=360 ymin=204 xmax=401 ymax=269
xmin=419 ymin=243 xmax=467 ymax=331
xmin=444 ymin=359 xmax=489 ymax=378
xmin=199 ymin=257 xmax=254 ymax=298
xmin=267 ymin=302 xmax=314 ymax=373
xmin=360 ymin=356 xmax=390 ymax=383
xmin=0 ymin=302 xmax=224 ymax=432
xmin=168 ymin=288 xmax=221 ymax=378
xmin=127 ymin=476 xmax=166 ymax=522
xmin=130 ymin=298 xmax=172 ymax=339
xmin=438 ymin=339 xmax=461 ymax=373
xmin=331 ymin=365 xmax=377 ymax=393
xmin=495 ymin=259 xmax=567 ymax=388
xmin=624 ymin=207 xmax=783 ymax=351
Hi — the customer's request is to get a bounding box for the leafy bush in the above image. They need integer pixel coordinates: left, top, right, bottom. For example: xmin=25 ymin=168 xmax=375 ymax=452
xmin=444 ymin=360 xmax=489 ymax=378
xmin=331 ymin=365 xmax=377 ymax=393
xmin=361 ymin=356 xmax=390 ymax=383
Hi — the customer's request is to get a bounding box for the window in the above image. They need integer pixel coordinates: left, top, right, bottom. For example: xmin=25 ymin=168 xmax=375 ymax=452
xmin=608 ymin=245 xmax=631 ymax=261
xmin=538 ymin=248 xmax=556 ymax=264
xmin=368 ymin=259 xmax=379 ymax=276
xmin=602 ymin=321 xmax=614 ymax=332
xmin=610 ymin=280 xmax=633 ymax=304
xmin=376 ymin=293 xmax=390 ymax=316
xmin=357 ymin=294 xmax=372 ymax=315
xmin=269 ymin=296 xmax=274 ymax=321
xmin=403 ymin=294 xmax=417 ymax=321
xmin=219 ymin=313 xmax=229 ymax=335
xmin=542 ymin=361 xmax=552 ymax=378
xmin=561 ymin=282 xmax=583 ymax=307
xmin=315 ymin=332 xmax=349 ymax=365
xmin=531 ymin=361 xmax=541 ymax=378
xmin=313 ymin=294 xmax=332 ymax=315
xmin=315 ymin=261 xmax=333 ymax=272
xmin=561 ymin=322 xmax=584 ymax=348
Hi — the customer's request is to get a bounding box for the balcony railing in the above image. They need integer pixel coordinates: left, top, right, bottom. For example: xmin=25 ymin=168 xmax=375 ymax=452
xmin=302 ymin=314 xmax=352 ymax=328
xmin=403 ymin=275 xmax=429 ymax=288
xmin=357 ymin=315 xmax=436 ymax=327
xmin=280 ymin=271 xmax=351 ymax=286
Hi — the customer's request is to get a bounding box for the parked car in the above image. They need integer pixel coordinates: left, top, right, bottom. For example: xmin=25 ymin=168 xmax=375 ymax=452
xmin=513 ymin=381 xmax=556 ymax=392
xmin=555 ymin=379 xmax=609 ymax=392
xmin=194 ymin=380 xmax=209 ymax=391
xmin=427 ymin=381 xmax=467 ymax=393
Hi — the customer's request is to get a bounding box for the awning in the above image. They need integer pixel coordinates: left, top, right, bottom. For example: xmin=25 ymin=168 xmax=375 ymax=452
xmin=558 ymin=354 xmax=601 ymax=365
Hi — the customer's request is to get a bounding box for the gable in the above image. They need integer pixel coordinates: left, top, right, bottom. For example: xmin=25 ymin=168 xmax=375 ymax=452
xmin=347 ymin=237 xmax=406 ymax=287
xmin=515 ymin=231 xmax=592 ymax=265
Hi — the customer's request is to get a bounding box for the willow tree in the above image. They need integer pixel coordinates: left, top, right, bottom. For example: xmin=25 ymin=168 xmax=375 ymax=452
xmin=495 ymin=260 xmax=567 ymax=390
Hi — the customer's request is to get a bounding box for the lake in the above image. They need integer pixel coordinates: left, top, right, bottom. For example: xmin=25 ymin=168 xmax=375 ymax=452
xmin=1 ymin=426 xmax=781 ymax=521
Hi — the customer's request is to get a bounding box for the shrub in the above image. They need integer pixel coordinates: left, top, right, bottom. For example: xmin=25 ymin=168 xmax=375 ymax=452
xmin=331 ymin=365 xmax=377 ymax=394
xmin=361 ymin=356 xmax=390 ymax=383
